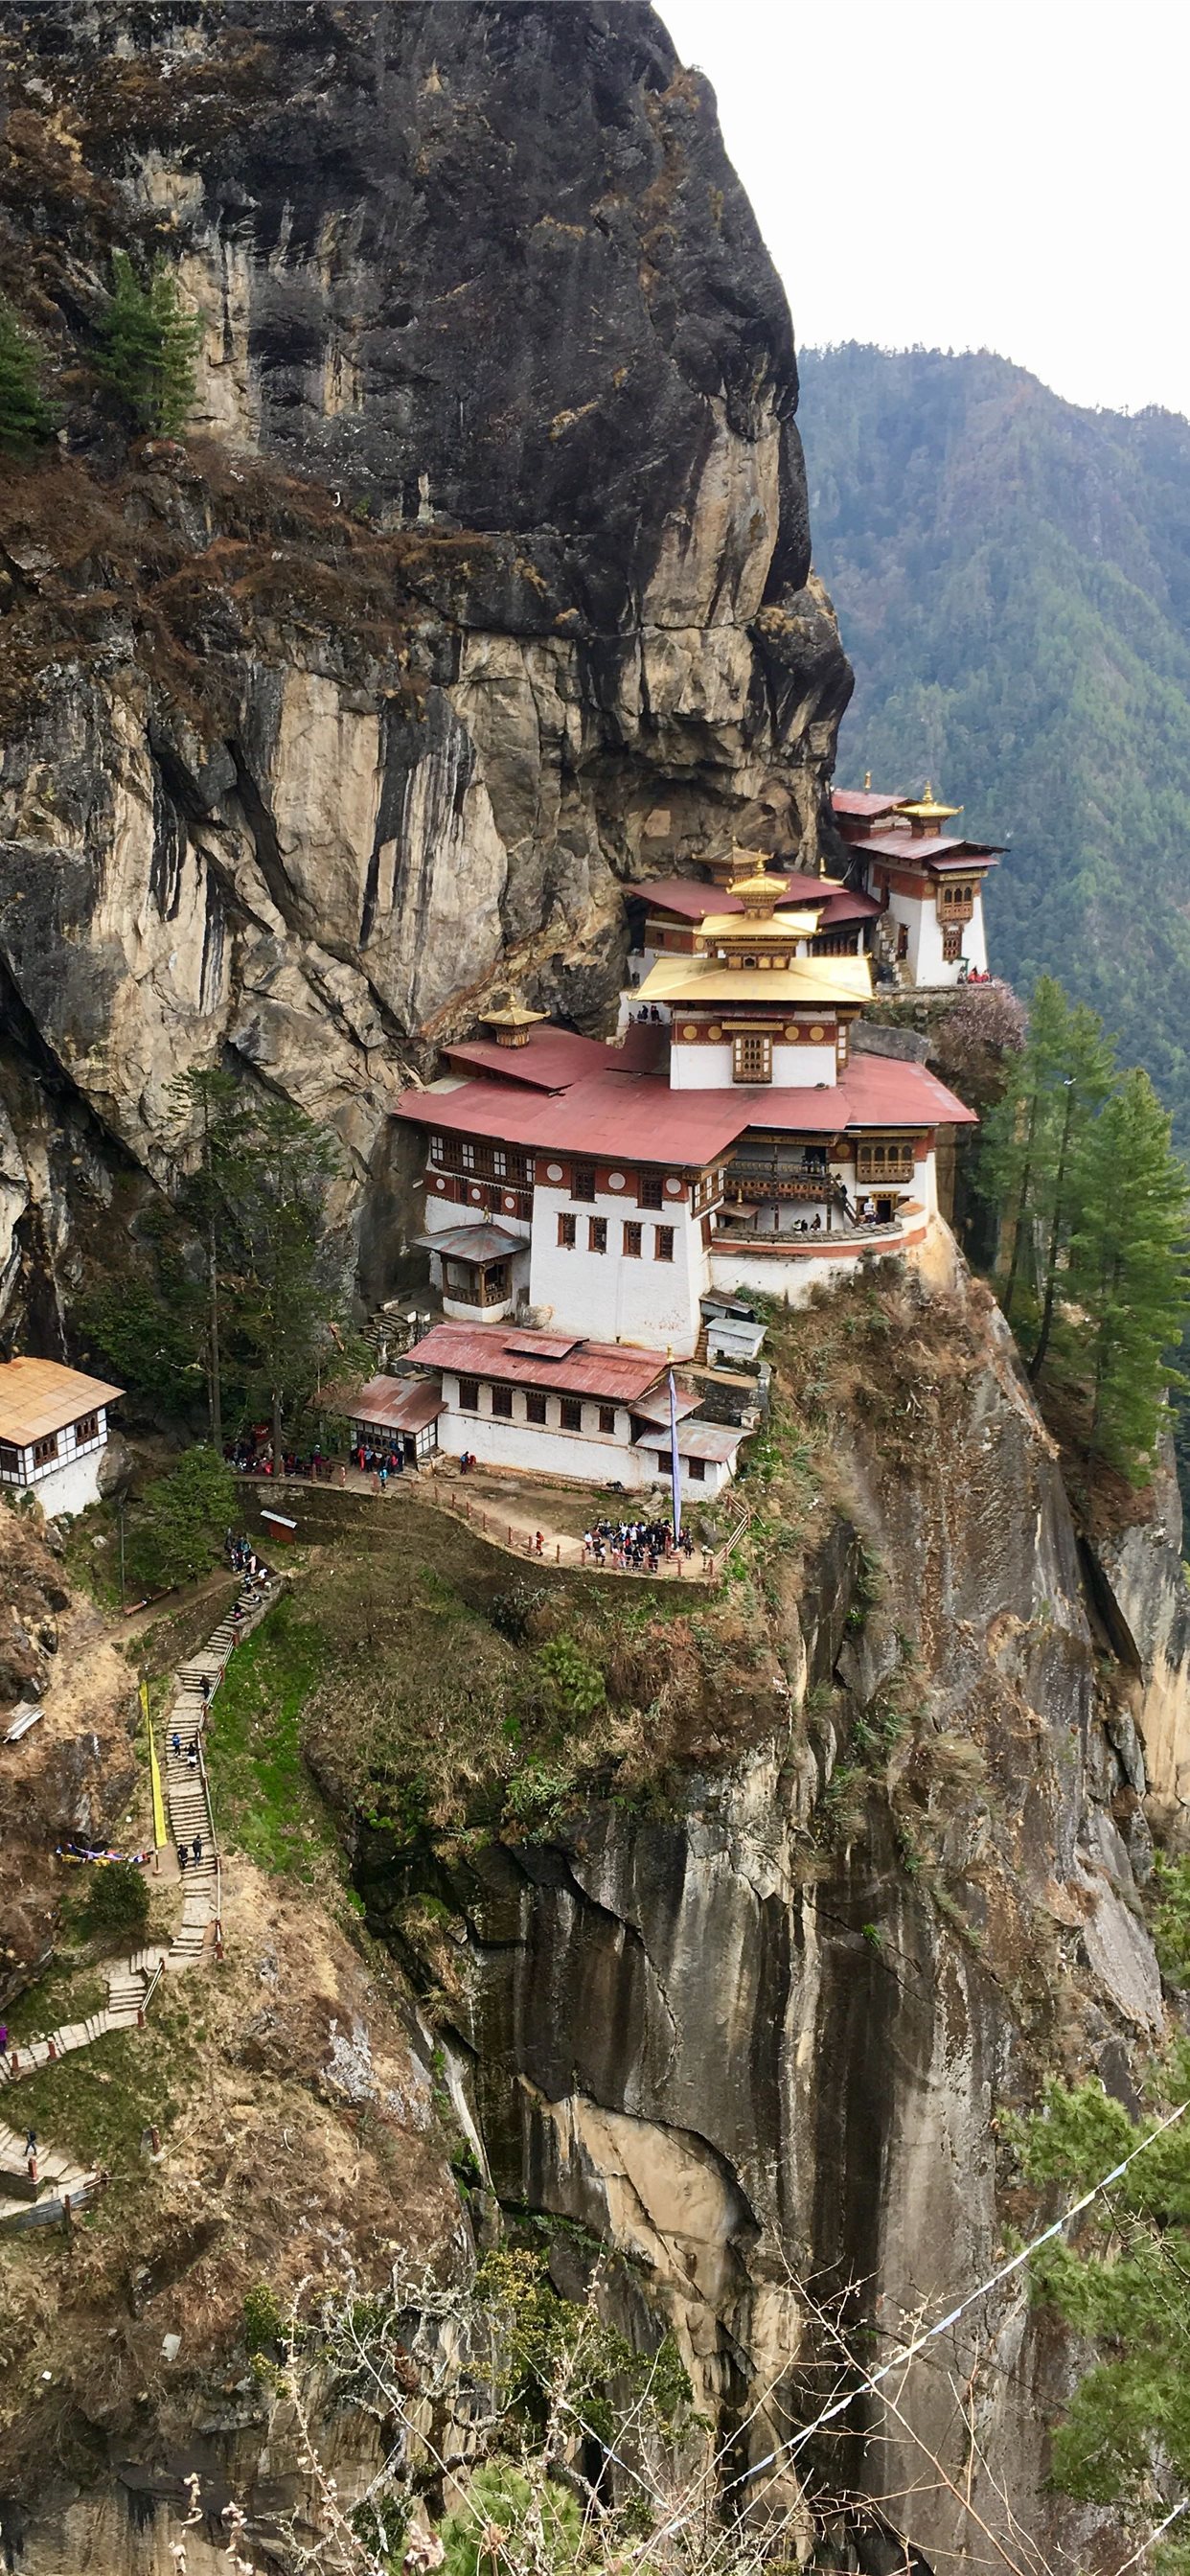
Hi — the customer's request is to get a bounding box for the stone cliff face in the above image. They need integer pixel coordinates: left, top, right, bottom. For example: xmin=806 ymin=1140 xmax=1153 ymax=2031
xmin=359 ymin=1267 xmax=1171 ymax=2573
xmin=0 ymin=0 xmax=850 ymax=1336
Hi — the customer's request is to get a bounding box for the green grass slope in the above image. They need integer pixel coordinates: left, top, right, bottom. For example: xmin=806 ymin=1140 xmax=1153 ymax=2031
xmin=799 ymin=344 xmax=1190 ymax=1138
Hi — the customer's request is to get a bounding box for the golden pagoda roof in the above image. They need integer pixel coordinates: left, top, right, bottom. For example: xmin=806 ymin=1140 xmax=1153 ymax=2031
xmin=897 ymin=782 xmax=962 ymax=826
xmin=479 ymin=1003 xmax=547 ymax=1029
xmin=635 ymin=954 xmax=872 ymax=1010
xmin=698 ymin=906 xmax=821 ymax=944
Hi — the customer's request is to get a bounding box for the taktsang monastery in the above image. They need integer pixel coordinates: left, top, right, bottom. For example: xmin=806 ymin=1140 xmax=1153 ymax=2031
xmin=389 ymin=785 xmax=988 ymax=1496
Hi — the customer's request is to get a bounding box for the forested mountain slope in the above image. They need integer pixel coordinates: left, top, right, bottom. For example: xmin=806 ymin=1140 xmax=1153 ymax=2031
xmin=801 ymin=344 xmax=1190 ymax=1138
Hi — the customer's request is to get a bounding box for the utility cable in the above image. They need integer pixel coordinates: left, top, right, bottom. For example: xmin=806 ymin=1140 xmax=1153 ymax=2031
xmin=639 ymin=2089 xmax=1190 ymax=2564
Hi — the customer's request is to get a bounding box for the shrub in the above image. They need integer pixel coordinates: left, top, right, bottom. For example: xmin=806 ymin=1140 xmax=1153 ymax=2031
xmin=0 ymin=300 xmax=54 ymax=449
xmin=440 ymin=2461 xmax=584 ymax=2576
xmin=535 ymin=1635 xmax=606 ymax=1718
xmin=83 ymin=1860 xmax=150 ymax=1944
xmin=127 ymin=1445 xmax=237 ymax=1597
xmin=242 ymin=2282 xmax=285 ymax=2355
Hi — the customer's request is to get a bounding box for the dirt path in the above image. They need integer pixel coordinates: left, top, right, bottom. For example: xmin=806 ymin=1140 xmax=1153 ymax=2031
xmin=0 ymin=1576 xmax=280 ymax=2233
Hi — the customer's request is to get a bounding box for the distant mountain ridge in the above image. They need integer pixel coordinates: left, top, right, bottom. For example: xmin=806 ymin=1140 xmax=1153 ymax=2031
xmin=800 ymin=343 xmax=1190 ymax=1139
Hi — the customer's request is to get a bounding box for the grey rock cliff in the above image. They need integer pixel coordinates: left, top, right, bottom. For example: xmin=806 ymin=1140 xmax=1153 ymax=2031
xmin=358 ymin=1270 xmax=1166 ymax=2572
xmin=0 ymin=0 xmax=850 ymax=1335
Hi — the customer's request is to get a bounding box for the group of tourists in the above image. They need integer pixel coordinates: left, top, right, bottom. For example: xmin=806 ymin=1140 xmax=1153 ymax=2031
xmin=581 ymin=1517 xmax=698 ymax=1575
xmin=353 ymin=1440 xmax=407 ymax=1491
xmin=225 ymin=1531 xmax=271 ymax=1588
xmin=224 ymin=1438 xmax=334 ymax=1480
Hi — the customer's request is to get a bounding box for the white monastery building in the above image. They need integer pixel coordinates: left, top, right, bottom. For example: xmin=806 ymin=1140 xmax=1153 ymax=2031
xmin=0 ymin=1357 xmax=123 ymax=1517
xmin=389 ymin=824 xmax=982 ymax=1489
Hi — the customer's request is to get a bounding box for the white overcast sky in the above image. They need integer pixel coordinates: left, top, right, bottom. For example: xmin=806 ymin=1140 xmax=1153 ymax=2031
xmin=660 ymin=0 xmax=1189 ymax=421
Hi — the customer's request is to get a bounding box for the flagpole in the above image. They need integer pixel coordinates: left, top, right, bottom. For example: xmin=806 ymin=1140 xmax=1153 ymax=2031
xmin=668 ymin=1367 xmax=682 ymax=1545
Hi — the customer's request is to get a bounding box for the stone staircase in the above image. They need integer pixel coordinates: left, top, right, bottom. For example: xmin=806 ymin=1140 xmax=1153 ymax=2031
xmin=0 ymin=1577 xmax=279 ymax=2230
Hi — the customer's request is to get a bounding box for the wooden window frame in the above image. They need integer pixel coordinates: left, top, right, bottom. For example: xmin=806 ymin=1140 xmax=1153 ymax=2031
xmin=560 ymin=1397 xmax=583 ymax=1433
xmin=457 ymin=1377 xmax=479 ymax=1412
xmin=572 ymin=1164 xmax=597 ymax=1203
xmin=941 ymin=923 xmax=963 ymax=963
xmin=689 ymin=1456 xmax=707 ymax=1483
xmin=74 ymin=1412 xmax=99 ymax=1445
xmin=526 ymin=1392 xmax=548 ymax=1425
xmin=731 ymin=1030 xmax=772 ymax=1085
xmin=32 ymin=1432 xmax=58 ymax=1468
xmin=558 ymin=1211 xmax=577 ymax=1249
xmin=588 ymin=1216 xmax=607 ymax=1254
xmin=623 ymin=1220 xmax=643 ymax=1257
xmin=856 ymin=1140 xmax=916 ymax=1184
xmin=654 ymin=1225 xmax=675 ymax=1262
xmin=638 ymin=1172 xmax=664 ymax=1209
xmin=491 ymin=1385 xmax=514 ymax=1419
xmin=598 ymin=1405 xmax=616 ymax=1436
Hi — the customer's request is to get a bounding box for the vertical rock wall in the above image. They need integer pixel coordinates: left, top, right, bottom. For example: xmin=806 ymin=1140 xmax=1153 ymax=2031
xmin=0 ymin=0 xmax=851 ymax=1334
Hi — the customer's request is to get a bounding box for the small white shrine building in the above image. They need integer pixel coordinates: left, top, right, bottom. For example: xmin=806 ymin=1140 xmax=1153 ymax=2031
xmin=0 ymin=1357 xmax=123 ymax=1517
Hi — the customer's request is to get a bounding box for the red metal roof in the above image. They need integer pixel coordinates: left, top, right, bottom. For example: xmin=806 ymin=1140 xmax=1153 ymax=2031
xmin=759 ymin=1057 xmax=977 ymax=1132
xmin=633 ymin=1418 xmax=744 ymax=1461
xmin=816 ymin=887 xmax=882 ymax=925
xmin=404 ymin=1322 xmax=668 ymax=1402
xmin=342 ymin=1376 xmax=445 ymax=1434
xmin=398 ymin=1067 xmax=751 ymax=1165
xmin=442 ymin=1028 xmax=613 ymax=1089
xmin=832 ymin=789 xmax=903 ymax=820
xmin=396 ymin=1044 xmax=975 ymax=1160
xmin=639 ymin=878 xmax=742 ymax=922
xmin=629 ymin=1382 xmax=700 ymax=1426
xmin=857 ymin=832 xmax=1002 ymax=865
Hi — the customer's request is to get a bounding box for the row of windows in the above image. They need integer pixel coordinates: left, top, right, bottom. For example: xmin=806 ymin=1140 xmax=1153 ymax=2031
xmin=0 ymin=1414 xmax=101 ymax=1477
xmin=938 ymin=882 xmax=978 ymax=908
xmin=572 ymin=1165 xmax=672 ymax=1207
xmin=557 ymin=1214 xmax=675 ymax=1260
xmin=855 ymin=1143 xmax=916 ymax=1182
xmin=429 ymin=1136 xmax=535 ymax=1186
xmin=430 ymin=1140 xmax=689 ymax=1209
xmin=456 ymin=1380 xmax=618 ymax=1436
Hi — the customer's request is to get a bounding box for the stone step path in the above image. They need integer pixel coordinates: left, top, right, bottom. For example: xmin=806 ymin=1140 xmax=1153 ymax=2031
xmin=0 ymin=1576 xmax=281 ymax=2230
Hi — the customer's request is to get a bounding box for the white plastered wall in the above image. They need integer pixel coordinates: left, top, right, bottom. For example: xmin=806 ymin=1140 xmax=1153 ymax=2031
xmin=883 ymin=889 xmax=988 ymax=987
xmin=669 ymin=1041 xmax=837 ymax=1090
xmin=23 ymin=1446 xmax=106 ymax=1519
xmin=439 ymin=1373 xmax=652 ymax=1485
xmin=528 ymin=1184 xmax=708 ymax=1355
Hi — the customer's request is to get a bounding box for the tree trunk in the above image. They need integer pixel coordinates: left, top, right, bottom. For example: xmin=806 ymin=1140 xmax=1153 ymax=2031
xmin=208 ymin=1210 xmax=222 ymax=1450
xmin=1028 ymin=1084 xmax=1076 ymax=1382
xmin=1003 ymin=1091 xmax=1040 ymax=1319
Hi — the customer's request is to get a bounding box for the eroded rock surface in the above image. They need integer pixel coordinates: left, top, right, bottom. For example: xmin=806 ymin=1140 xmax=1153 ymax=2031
xmin=0 ymin=1 xmax=851 ymax=1335
xmin=358 ymin=1271 xmax=1168 ymax=2571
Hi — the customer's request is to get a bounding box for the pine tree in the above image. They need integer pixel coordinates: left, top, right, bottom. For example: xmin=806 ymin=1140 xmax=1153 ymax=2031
xmin=97 ymin=250 xmax=201 ymax=435
xmin=1070 ymin=1070 xmax=1190 ymax=1479
xmin=982 ymin=973 xmax=1117 ymax=1374
xmin=1027 ymin=997 xmax=1117 ymax=1381
xmin=149 ymin=259 xmax=202 ymax=435
xmin=0 ymin=299 xmax=53 ymax=449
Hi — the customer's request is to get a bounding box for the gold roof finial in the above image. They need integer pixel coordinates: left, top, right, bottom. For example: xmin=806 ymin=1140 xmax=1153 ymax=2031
xmin=897 ymin=782 xmax=962 ymax=834
xmin=864 ymin=770 xmax=872 ymax=791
